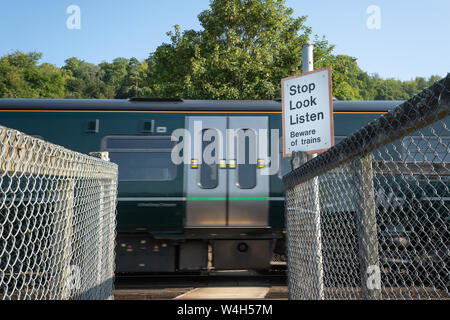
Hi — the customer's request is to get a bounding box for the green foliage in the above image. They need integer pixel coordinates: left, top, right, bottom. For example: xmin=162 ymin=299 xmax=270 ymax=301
xmin=99 ymin=57 xmax=152 ymax=99
xmin=115 ymin=58 xmax=152 ymax=98
xmin=0 ymin=1 xmax=443 ymax=101
xmin=0 ymin=51 xmax=65 ymax=98
xmin=62 ymin=57 xmax=111 ymax=99
xmin=99 ymin=57 xmax=129 ymax=97
xmin=327 ymin=55 xmax=363 ymax=100
xmin=148 ymin=0 xmax=313 ymax=99
xmin=145 ymin=0 xmax=438 ymax=101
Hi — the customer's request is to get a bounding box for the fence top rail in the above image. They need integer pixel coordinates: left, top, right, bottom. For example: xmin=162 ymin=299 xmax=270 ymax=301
xmin=0 ymin=124 xmax=118 ymax=178
xmin=283 ymin=74 xmax=450 ymax=189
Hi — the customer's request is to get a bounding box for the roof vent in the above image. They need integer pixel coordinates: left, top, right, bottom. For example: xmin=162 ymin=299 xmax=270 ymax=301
xmin=129 ymin=98 xmax=183 ymax=102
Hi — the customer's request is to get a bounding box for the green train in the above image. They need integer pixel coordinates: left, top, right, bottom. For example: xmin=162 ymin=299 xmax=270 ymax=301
xmin=0 ymin=98 xmax=420 ymax=273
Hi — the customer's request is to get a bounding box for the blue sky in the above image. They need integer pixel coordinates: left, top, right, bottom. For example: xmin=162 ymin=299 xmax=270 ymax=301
xmin=0 ymin=0 xmax=448 ymax=80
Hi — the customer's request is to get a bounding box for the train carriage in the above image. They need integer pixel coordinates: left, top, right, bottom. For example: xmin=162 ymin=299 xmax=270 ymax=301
xmin=4 ymin=98 xmax=440 ymax=273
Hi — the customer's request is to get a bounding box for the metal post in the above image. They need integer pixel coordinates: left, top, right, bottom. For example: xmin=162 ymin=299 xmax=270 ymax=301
xmin=290 ymin=151 xmax=307 ymax=171
xmin=353 ymin=154 xmax=381 ymax=300
xmin=302 ymin=44 xmax=314 ymax=73
xmin=286 ymin=151 xmax=306 ymax=300
xmin=60 ymin=179 xmax=75 ymax=300
xmin=97 ymin=182 xmax=104 ymax=294
xmin=307 ymin=153 xmax=324 ymax=300
xmin=89 ymin=151 xmax=114 ymax=299
xmin=303 ymin=44 xmax=324 ymax=300
xmin=286 ymin=44 xmax=324 ymax=300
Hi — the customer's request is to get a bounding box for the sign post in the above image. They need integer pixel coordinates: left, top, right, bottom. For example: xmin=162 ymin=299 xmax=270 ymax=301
xmin=283 ymin=44 xmax=333 ymax=300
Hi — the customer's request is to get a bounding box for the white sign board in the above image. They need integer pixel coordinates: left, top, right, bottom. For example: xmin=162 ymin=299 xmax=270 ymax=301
xmin=282 ymin=66 xmax=334 ymax=157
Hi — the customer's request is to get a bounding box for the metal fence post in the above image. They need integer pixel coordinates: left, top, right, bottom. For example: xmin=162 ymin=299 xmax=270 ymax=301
xmin=97 ymin=182 xmax=104 ymax=294
xmin=59 ymin=178 xmax=75 ymax=300
xmin=303 ymin=44 xmax=324 ymax=300
xmin=286 ymin=44 xmax=325 ymax=300
xmin=286 ymin=151 xmax=308 ymax=299
xmin=89 ymin=151 xmax=115 ymax=299
xmin=307 ymin=153 xmax=324 ymax=300
xmin=353 ymin=154 xmax=381 ymax=300
xmin=287 ymin=151 xmax=324 ymax=300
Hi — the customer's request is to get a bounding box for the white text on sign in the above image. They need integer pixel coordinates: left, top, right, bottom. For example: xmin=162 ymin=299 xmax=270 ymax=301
xmin=282 ymin=67 xmax=334 ymax=156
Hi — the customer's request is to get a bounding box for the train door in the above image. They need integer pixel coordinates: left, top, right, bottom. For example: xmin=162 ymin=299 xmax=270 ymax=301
xmin=185 ymin=116 xmax=269 ymax=227
xmin=227 ymin=117 xmax=269 ymax=227
xmin=186 ymin=117 xmax=227 ymax=227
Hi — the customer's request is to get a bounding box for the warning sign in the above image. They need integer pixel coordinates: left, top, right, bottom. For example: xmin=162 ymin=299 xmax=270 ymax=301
xmin=282 ymin=66 xmax=334 ymax=157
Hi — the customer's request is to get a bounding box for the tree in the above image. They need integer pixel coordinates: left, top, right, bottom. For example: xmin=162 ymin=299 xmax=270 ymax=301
xmin=33 ymin=63 xmax=66 ymax=98
xmin=0 ymin=51 xmax=65 ymax=98
xmin=62 ymin=57 xmax=110 ymax=98
xmin=100 ymin=57 xmax=152 ymax=99
xmin=148 ymin=0 xmax=318 ymax=99
xmin=327 ymin=54 xmax=363 ymax=100
xmin=115 ymin=58 xmax=152 ymax=98
xmin=100 ymin=57 xmax=130 ymax=97
xmin=146 ymin=0 xmax=383 ymax=100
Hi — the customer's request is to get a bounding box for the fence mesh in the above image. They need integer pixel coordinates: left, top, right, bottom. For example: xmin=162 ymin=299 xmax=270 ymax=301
xmin=0 ymin=126 xmax=118 ymax=300
xmin=283 ymin=74 xmax=449 ymax=300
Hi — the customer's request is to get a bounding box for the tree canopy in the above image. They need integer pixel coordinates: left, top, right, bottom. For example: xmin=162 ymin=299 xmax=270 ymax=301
xmin=0 ymin=0 xmax=441 ymax=101
xmin=0 ymin=51 xmax=65 ymax=98
xmin=148 ymin=0 xmax=314 ymax=99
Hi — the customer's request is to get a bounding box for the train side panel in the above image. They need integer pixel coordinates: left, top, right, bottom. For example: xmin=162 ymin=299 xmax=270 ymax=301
xmin=3 ymin=104 xmax=432 ymax=273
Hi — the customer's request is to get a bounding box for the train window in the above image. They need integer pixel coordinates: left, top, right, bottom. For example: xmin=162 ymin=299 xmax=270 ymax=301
xmin=236 ymin=129 xmax=257 ymax=189
xmin=199 ymin=129 xmax=219 ymax=189
xmin=402 ymin=136 xmax=450 ymax=162
xmin=103 ymin=136 xmax=176 ymax=181
xmin=110 ymin=152 xmax=176 ymax=181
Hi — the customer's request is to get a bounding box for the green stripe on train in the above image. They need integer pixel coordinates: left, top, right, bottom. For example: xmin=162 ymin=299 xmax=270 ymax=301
xmin=186 ymin=197 xmax=269 ymax=201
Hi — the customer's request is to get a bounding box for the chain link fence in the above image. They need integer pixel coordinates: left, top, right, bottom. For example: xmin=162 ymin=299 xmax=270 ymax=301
xmin=283 ymin=74 xmax=449 ymax=300
xmin=0 ymin=126 xmax=118 ymax=300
